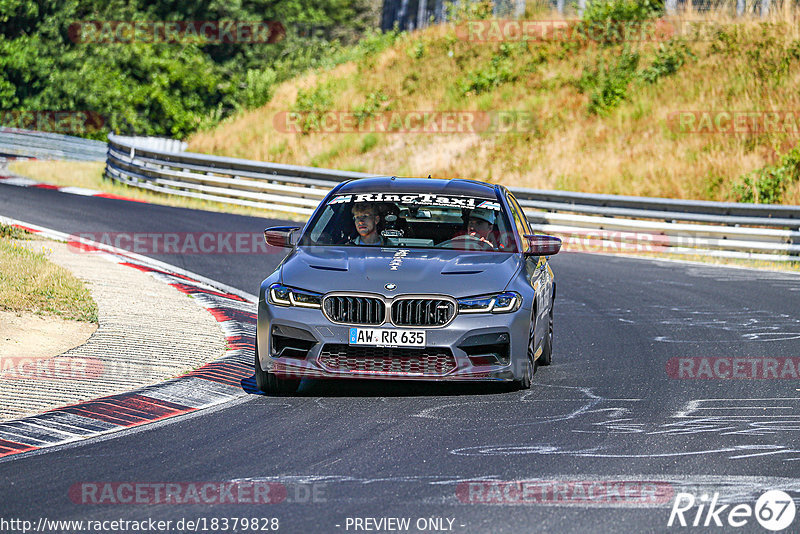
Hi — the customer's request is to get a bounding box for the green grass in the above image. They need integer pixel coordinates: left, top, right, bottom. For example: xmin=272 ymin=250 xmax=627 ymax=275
xmin=0 ymin=226 xmax=98 ymax=322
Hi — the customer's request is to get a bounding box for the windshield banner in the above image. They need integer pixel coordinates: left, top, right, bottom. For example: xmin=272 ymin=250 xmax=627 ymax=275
xmin=328 ymin=193 xmax=500 ymax=211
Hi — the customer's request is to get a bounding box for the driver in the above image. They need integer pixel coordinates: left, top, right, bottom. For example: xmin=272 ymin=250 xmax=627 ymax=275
xmin=350 ymin=203 xmax=384 ymax=245
xmin=466 ymin=208 xmax=496 ymax=247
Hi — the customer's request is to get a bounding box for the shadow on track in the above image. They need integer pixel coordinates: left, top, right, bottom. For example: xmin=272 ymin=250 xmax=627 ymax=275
xmin=240 ymin=374 xmax=515 ymax=398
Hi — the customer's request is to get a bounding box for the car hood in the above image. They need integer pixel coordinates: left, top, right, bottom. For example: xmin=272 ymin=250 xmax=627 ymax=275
xmin=280 ymin=246 xmax=522 ymax=298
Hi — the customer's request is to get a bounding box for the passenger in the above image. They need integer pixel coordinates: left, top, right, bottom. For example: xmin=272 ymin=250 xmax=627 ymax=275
xmin=350 ymin=203 xmax=384 ymax=245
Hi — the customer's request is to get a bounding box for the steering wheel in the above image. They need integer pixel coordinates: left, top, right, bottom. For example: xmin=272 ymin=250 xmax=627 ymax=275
xmin=439 ymin=234 xmax=495 ymax=250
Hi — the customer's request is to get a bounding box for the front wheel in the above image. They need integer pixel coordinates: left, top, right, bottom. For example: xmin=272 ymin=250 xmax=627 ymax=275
xmin=254 ymin=341 xmax=300 ymax=395
xmin=514 ymin=323 xmax=537 ymax=390
xmin=538 ymin=305 xmax=554 ymax=367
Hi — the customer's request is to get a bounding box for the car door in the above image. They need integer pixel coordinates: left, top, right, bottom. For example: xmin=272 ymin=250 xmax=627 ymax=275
xmin=505 ymin=191 xmax=550 ymax=352
xmin=506 ymin=191 xmax=544 ymax=347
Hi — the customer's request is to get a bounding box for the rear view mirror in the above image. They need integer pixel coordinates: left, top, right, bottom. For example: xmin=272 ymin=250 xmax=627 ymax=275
xmin=523 ymin=234 xmax=561 ymax=256
xmin=264 ymin=226 xmax=300 ymax=248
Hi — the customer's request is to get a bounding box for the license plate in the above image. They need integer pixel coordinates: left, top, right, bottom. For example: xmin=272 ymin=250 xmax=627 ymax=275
xmin=349 ymin=328 xmax=426 ymax=347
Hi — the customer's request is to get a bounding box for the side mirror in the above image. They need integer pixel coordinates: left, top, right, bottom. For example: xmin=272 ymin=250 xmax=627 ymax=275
xmin=523 ymin=234 xmax=561 ymax=256
xmin=264 ymin=226 xmax=300 ymax=248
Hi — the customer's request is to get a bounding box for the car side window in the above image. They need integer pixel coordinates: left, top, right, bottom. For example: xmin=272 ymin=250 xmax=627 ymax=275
xmin=505 ymin=192 xmax=530 ymax=253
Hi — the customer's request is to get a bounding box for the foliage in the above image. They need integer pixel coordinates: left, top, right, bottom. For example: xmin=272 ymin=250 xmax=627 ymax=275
xmin=0 ymin=0 xmax=381 ymax=139
xmin=242 ymin=68 xmax=278 ymax=110
xmin=291 ymin=80 xmax=336 ymax=133
xmin=458 ymin=43 xmax=526 ymax=96
xmin=0 ymin=223 xmax=31 ymax=239
xmin=445 ymin=0 xmax=494 ymax=23
xmin=578 ymin=0 xmax=663 ymax=45
xmin=579 ymin=48 xmax=640 ymax=115
xmin=353 ymin=29 xmax=400 ymax=59
xmin=359 ymin=133 xmax=378 ymax=153
xmin=353 ymin=91 xmax=390 ymax=124
xmin=407 ymin=40 xmax=426 ymax=60
xmin=745 ymin=35 xmax=800 ymax=86
xmin=640 ymin=40 xmax=694 ymax=84
xmin=582 ymin=0 xmax=663 ymax=24
xmin=733 ymin=145 xmax=800 ymax=203
xmin=710 ymin=26 xmax=800 ymax=86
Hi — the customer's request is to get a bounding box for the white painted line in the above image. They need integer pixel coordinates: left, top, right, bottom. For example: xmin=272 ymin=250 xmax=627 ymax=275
xmin=35 ymin=411 xmax=120 ymax=431
xmin=57 ymin=186 xmax=102 ymax=196
xmin=0 ymin=176 xmax=37 ymax=187
xmin=142 ymin=377 xmax=244 ymax=408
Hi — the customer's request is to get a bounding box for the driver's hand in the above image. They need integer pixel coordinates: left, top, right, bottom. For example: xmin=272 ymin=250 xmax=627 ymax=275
xmin=469 ymin=232 xmax=495 ymax=248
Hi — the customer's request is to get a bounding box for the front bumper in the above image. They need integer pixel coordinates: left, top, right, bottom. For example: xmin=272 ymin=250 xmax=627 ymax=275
xmin=256 ymin=298 xmax=531 ymax=382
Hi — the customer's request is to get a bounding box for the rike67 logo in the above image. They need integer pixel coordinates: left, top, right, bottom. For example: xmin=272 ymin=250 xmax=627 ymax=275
xmin=668 ymin=490 xmax=796 ymax=531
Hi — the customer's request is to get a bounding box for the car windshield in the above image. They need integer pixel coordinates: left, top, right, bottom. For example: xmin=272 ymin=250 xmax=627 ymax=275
xmin=299 ymin=192 xmax=518 ymax=252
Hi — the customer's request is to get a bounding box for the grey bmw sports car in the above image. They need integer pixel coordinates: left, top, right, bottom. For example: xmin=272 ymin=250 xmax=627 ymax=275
xmin=256 ymin=176 xmax=560 ymax=394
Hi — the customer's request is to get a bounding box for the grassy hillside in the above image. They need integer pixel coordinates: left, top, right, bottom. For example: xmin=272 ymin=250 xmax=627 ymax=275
xmin=188 ymin=8 xmax=800 ymax=204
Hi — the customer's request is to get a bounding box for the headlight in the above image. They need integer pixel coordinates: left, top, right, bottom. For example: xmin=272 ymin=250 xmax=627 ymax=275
xmin=457 ymin=292 xmax=521 ymax=314
xmin=268 ymin=283 xmax=322 ymax=309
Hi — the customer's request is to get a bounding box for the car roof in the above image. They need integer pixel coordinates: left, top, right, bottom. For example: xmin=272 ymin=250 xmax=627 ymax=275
xmin=335 ymin=176 xmax=500 ymax=199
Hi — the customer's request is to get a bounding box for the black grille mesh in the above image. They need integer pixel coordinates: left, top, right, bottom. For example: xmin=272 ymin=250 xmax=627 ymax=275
xmin=318 ymin=345 xmax=456 ymax=376
xmin=391 ymin=299 xmax=455 ymax=326
xmin=323 ymin=295 xmax=385 ymax=325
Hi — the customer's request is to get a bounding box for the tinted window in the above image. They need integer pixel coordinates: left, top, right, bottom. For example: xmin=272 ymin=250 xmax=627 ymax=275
xmin=300 ymin=192 xmax=519 ymax=252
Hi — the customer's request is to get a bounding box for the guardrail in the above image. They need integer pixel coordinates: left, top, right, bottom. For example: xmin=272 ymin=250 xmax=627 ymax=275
xmin=0 ymin=128 xmax=107 ymax=161
xmin=105 ymin=133 xmax=800 ymax=261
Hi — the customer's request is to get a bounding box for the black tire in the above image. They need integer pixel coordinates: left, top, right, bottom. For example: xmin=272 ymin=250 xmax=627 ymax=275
xmin=514 ymin=322 xmax=537 ymax=390
xmin=538 ymin=305 xmax=554 ymax=367
xmin=254 ymin=341 xmax=300 ymax=395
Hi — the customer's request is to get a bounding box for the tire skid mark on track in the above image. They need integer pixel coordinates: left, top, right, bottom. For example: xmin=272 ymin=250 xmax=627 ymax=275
xmin=0 ymin=218 xmax=259 ymax=460
xmin=444 ymin=391 xmax=800 ymax=462
xmin=557 ymin=300 xmax=800 ymax=343
xmin=412 ymin=384 xmax=625 ymax=429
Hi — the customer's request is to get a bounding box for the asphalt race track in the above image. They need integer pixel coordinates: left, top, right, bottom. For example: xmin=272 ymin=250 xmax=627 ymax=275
xmin=2 ymin=183 xmax=800 ymax=533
